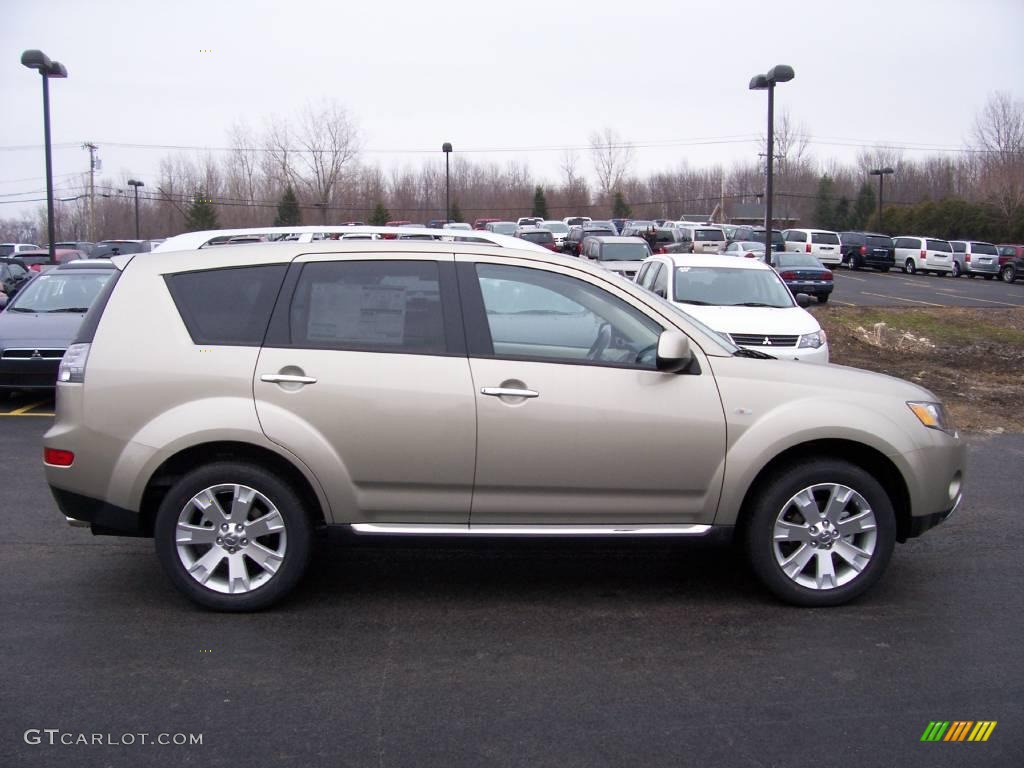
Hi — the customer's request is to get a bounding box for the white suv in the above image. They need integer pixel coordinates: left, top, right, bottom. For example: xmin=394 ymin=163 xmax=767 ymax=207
xmin=781 ymin=230 xmax=842 ymax=266
xmin=635 ymin=253 xmax=829 ymax=364
xmin=893 ymin=236 xmax=954 ymax=276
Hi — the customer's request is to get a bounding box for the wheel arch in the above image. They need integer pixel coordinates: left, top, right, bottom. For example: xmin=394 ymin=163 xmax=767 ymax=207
xmin=138 ymin=441 xmax=329 ymax=537
xmin=733 ymin=439 xmax=913 ymax=542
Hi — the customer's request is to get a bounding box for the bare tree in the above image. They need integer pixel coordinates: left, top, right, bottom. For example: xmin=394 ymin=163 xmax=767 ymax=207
xmin=292 ymin=101 xmax=361 ymax=213
xmin=589 ymin=127 xmax=635 ymax=199
xmin=971 ymin=91 xmax=1024 ymax=222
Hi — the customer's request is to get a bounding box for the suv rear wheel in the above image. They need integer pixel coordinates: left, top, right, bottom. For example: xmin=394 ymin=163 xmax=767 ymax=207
xmin=1002 ymin=264 xmax=1017 ymax=283
xmin=744 ymin=460 xmax=896 ymax=607
xmin=154 ymin=462 xmax=313 ymax=611
xmin=904 ymin=259 xmax=916 ymax=275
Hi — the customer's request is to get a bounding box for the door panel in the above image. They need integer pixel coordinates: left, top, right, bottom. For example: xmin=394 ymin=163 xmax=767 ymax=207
xmin=469 ymin=358 xmax=727 ymax=524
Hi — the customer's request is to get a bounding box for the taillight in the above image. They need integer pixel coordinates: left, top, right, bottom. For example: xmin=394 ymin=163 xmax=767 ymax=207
xmin=44 ymin=448 xmax=75 ymax=467
xmin=859 ymin=245 xmax=867 ymax=255
xmin=920 ymin=250 xmax=927 ymax=259
xmin=805 ymin=243 xmax=811 ymax=253
xmin=779 ymin=271 xmax=797 ymax=280
xmin=575 ymin=243 xmax=582 ymax=255
xmin=744 ymin=252 xmax=757 ymax=258
xmin=965 ymin=253 xmax=971 ymax=262
xmin=657 ymin=247 xmax=667 ymax=254
xmin=823 ymin=270 xmax=834 ymax=280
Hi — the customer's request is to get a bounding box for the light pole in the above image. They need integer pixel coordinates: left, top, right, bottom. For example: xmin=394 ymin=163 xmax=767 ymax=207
xmin=869 ymin=167 xmax=894 ymax=233
xmin=442 ymin=142 xmax=452 ymax=222
xmin=128 ymin=179 xmax=144 ymax=239
xmin=749 ymin=65 xmax=795 ymax=264
xmin=21 ymin=49 xmax=68 ymax=262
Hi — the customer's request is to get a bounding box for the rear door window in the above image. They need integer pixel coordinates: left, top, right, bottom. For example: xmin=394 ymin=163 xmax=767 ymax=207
xmin=288 ymin=260 xmax=446 ymax=354
xmin=927 ymin=240 xmax=952 ymax=253
xmin=166 ymin=265 xmax=287 ymax=346
xmin=811 ymin=232 xmax=840 ymax=245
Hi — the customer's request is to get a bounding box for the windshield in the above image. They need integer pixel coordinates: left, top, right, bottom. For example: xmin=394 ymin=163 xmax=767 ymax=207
xmin=627 ymin=221 xmax=655 ymax=229
xmin=695 ymin=229 xmax=725 ymax=241
xmin=601 ymin=243 xmax=650 ymax=261
xmin=673 ymin=266 xmax=794 ymax=308
xmin=520 ymin=231 xmax=554 ymax=244
xmin=926 ymin=239 xmax=952 ymax=253
xmin=747 ymin=230 xmax=785 ymax=246
xmin=775 ymin=253 xmax=824 ymax=268
xmin=541 ymin=221 xmax=569 ymax=233
xmin=738 ymin=241 xmax=765 ymax=251
xmin=971 ymin=242 xmax=998 ymax=255
xmin=9 ymin=272 xmax=113 ymax=313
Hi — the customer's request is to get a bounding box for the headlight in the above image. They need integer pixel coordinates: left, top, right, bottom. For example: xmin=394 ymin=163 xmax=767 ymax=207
xmin=907 ymin=401 xmax=957 ymax=435
xmin=797 ymin=329 xmax=826 ymax=348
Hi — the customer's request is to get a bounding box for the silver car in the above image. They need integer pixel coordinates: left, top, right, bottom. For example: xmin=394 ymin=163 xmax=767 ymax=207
xmin=43 ymin=236 xmax=965 ymax=610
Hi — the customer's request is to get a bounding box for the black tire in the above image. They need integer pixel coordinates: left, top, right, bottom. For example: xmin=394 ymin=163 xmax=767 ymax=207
xmin=154 ymin=462 xmax=313 ymax=611
xmin=849 ymin=254 xmax=859 ymax=271
xmin=1002 ymin=264 xmax=1016 ymax=283
xmin=743 ymin=459 xmax=896 ymax=607
xmin=816 ymin=293 xmax=830 ymax=304
xmin=952 ymin=261 xmax=961 ymax=278
xmin=904 ymin=259 xmax=916 ymax=275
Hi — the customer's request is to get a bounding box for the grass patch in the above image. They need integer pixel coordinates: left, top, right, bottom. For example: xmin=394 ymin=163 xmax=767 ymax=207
xmin=821 ymin=307 xmax=1024 ymax=346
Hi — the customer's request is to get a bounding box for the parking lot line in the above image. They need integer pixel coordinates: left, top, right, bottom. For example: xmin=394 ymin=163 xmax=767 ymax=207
xmin=952 ymin=295 xmax=1024 ymax=307
xmin=7 ymin=400 xmax=49 ymax=416
xmin=861 ymin=292 xmax=944 ymax=307
xmin=832 ymin=300 xmax=857 ymax=306
xmin=839 ymin=274 xmax=868 ymax=282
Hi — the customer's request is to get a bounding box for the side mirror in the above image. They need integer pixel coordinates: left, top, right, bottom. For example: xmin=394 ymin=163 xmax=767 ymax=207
xmin=795 ymin=293 xmax=811 ymax=308
xmin=656 ymin=330 xmax=692 ymax=373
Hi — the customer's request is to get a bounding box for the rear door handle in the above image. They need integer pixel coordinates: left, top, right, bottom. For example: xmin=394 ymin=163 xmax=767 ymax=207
xmin=260 ymin=374 xmax=318 ymax=385
xmin=481 ymin=387 xmax=539 ymax=398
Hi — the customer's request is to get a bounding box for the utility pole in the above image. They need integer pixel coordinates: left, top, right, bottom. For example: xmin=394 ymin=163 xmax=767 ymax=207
xmin=83 ymin=142 xmax=98 ymax=241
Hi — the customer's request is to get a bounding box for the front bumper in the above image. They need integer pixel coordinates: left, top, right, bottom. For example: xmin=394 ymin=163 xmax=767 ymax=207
xmin=902 ymin=492 xmax=962 ymax=540
xmin=0 ymin=359 xmax=60 ymax=389
xmin=740 ymin=342 xmax=829 ymax=364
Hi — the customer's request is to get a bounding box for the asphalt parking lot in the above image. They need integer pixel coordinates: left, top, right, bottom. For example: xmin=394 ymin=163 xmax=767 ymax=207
xmin=2 ymin=416 xmax=1023 ymax=767
xmin=829 ymin=268 xmax=1024 ymax=308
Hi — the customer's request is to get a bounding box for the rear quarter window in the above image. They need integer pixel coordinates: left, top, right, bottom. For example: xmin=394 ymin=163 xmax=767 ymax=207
xmin=166 ymin=264 xmax=287 ymax=346
xmin=927 ymin=240 xmax=952 ymax=252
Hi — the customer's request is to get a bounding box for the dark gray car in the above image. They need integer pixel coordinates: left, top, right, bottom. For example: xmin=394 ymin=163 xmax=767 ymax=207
xmin=0 ymin=261 xmax=115 ymax=391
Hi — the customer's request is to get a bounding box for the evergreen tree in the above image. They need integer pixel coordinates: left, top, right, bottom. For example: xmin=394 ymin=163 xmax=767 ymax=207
xmin=813 ymin=175 xmax=835 ymax=229
xmin=531 ymin=186 xmax=549 ymax=219
xmin=833 ymin=197 xmax=851 ymax=231
xmin=853 ymin=182 xmax=876 ymax=230
xmin=449 ymin=199 xmax=463 ymax=223
xmin=273 ymin=185 xmax=301 ymax=227
xmin=368 ymin=201 xmax=390 ymax=226
xmin=185 ymin=191 xmax=219 ymax=231
xmin=612 ymin=191 xmax=632 ymax=219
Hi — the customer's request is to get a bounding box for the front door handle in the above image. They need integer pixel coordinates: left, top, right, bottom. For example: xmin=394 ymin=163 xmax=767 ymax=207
xmin=260 ymin=374 xmax=318 ymax=385
xmin=481 ymin=387 xmax=539 ymax=398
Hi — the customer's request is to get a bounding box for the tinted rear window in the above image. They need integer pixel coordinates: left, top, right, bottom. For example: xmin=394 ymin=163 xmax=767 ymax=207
xmin=166 ymin=265 xmax=287 ymax=346
xmin=600 ymin=243 xmax=650 ymax=261
xmin=695 ymin=229 xmax=725 ymax=241
xmin=841 ymin=232 xmax=865 ymax=245
xmin=951 ymin=242 xmax=965 ymax=252
xmin=866 ymin=236 xmax=893 ymax=249
xmin=971 ymin=242 xmax=997 ymax=255
xmin=927 ymin=240 xmax=952 ymax=253
xmin=811 ymin=232 xmax=840 ymax=245
xmin=520 ymin=231 xmax=555 ymax=244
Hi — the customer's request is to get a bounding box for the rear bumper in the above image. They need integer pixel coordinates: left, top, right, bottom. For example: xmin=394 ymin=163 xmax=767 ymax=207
xmin=50 ymin=486 xmax=147 ymax=537
xmin=787 ymin=281 xmax=833 ymax=296
xmin=967 ymin=262 xmax=999 ymax=275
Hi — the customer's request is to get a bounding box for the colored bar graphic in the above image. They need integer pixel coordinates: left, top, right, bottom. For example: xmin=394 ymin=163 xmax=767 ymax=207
xmin=922 ymin=720 xmax=996 ymax=742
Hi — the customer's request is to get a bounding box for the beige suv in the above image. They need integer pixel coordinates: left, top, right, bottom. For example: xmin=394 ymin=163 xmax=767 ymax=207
xmin=43 ymin=238 xmax=965 ymax=611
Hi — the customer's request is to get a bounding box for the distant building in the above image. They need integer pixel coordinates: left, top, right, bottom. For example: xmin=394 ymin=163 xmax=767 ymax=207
xmin=727 ymin=202 xmax=799 ymax=228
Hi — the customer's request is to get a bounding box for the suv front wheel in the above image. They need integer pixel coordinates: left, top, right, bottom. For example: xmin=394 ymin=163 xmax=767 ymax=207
xmin=154 ymin=462 xmax=313 ymax=611
xmin=744 ymin=460 xmax=896 ymax=607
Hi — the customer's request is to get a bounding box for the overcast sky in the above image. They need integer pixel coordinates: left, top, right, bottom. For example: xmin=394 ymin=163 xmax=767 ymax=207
xmin=3 ymin=0 xmax=1022 ymax=220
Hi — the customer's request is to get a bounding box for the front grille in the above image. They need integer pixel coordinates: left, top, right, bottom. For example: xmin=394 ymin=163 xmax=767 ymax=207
xmin=730 ymin=333 xmax=799 ymax=347
xmin=0 ymin=348 xmax=66 ymax=360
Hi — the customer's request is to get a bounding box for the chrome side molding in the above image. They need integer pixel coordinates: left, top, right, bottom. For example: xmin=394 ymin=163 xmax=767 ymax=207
xmin=350 ymin=523 xmax=712 ymax=536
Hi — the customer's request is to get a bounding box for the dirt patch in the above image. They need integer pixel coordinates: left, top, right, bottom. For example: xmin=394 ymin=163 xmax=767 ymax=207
xmin=813 ymin=307 xmax=1024 ymax=433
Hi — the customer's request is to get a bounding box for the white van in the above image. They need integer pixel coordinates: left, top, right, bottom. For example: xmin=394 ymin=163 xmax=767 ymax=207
xmin=893 ymin=236 xmax=954 ymax=275
xmin=781 ymin=229 xmax=842 ymax=266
